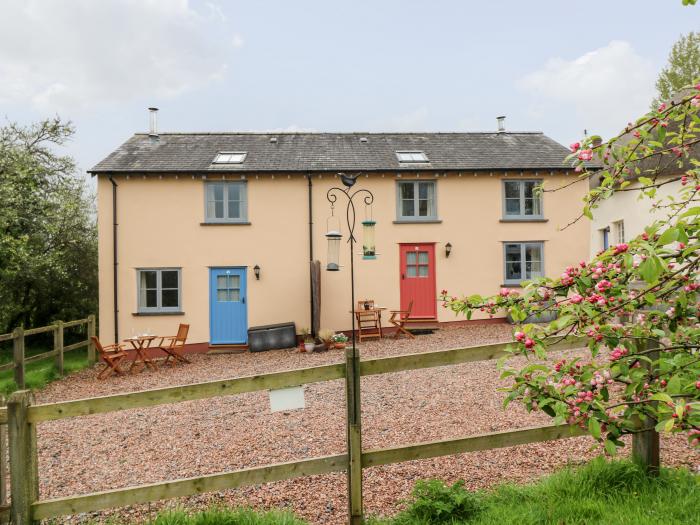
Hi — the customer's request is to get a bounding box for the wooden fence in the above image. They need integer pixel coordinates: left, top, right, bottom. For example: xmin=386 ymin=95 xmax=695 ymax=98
xmin=0 ymin=315 xmax=97 ymax=390
xmin=2 ymin=336 xmax=658 ymax=524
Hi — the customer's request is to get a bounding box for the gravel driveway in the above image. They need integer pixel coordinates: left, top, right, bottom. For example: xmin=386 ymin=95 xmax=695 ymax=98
xmin=34 ymin=324 xmax=699 ymax=524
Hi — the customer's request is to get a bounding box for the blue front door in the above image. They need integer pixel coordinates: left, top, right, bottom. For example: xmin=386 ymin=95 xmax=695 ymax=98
xmin=210 ymin=267 xmax=247 ymax=344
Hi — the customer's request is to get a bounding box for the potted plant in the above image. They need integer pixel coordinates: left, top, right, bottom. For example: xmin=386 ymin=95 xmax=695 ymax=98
xmin=316 ymin=329 xmax=335 ymax=352
xmin=299 ymin=328 xmax=314 ymax=353
xmin=299 ymin=328 xmax=314 ymax=352
xmin=331 ymin=332 xmax=348 ymax=349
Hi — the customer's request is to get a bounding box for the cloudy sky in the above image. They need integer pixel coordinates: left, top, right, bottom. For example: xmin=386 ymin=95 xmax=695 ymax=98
xmin=0 ymin=0 xmax=697 ymax=177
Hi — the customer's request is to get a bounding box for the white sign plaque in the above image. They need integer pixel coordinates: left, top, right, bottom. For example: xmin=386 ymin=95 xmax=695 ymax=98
xmin=269 ymin=386 xmax=306 ymax=412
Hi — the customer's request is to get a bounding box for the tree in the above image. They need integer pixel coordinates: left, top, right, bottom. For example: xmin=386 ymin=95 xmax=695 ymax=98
xmin=442 ymin=83 xmax=700 ymax=453
xmin=0 ymin=118 xmax=97 ymax=334
xmin=652 ymin=31 xmax=700 ymax=109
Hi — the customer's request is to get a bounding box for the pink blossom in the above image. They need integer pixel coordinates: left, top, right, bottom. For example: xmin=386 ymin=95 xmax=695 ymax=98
xmin=570 ymin=142 xmax=580 ymax=152
xmin=570 ymin=294 xmax=584 ymax=304
xmin=500 ymin=288 xmax=510 ymax=297
xmin=658 ymin=102 xmax=666 ymax=113
xmin=613 ymin=243 xmax=628 ymax=254
xmin=578 ymin=149 xmax=593 ymax=161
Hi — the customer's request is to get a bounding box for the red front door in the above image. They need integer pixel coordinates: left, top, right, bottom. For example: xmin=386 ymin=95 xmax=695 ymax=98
xmin=399 ymin=243 xmax=437 ymax=318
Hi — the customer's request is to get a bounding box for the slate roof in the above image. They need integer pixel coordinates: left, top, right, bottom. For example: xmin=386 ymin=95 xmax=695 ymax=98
xmin=89 ymin=132 xmax=575 ymax=174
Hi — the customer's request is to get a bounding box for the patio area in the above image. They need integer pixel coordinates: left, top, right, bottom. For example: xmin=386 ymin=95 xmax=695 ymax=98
xmin=34 ymin=324 xmax=700 ymax=524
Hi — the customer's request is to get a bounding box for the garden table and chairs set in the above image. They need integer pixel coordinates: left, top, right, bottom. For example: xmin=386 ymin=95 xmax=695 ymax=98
xmin=91 ymin=323 xmax=191 ymax=379
xmin=352 ymin=299 xmax=416 ymax=342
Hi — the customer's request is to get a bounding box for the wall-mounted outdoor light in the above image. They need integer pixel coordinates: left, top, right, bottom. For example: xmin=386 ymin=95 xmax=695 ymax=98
xmin=253 ymin=264 xmax=261 ymax=280
xmin=445 ymin=242 xmax=452 ymax=258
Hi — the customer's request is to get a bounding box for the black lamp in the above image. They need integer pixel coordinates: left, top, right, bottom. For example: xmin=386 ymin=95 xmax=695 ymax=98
xmin=445 ymin=242 xmax=452 ymax=258
xmin=253 ymin=264 xmax=261 ymax=280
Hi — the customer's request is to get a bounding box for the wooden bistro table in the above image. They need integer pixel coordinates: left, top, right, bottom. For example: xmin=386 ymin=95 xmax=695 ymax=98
xmin=350 ymin=306 xmax=387 ymax=341
xmin=124 ymin=335 xmax=158 ymax=373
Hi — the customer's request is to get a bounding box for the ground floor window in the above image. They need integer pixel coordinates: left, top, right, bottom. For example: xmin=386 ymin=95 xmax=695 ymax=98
xmin=503 ymin=242 xmax=544 ymax=285
xmin=137 ymin=268 xmax=181 ymax=313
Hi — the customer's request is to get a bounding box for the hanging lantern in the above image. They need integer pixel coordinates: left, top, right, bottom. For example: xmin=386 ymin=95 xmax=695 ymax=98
xmin=326 ymin=229 xmax=342 ymax=271
xmin=362 ymin=220 xmax=376 ymax=259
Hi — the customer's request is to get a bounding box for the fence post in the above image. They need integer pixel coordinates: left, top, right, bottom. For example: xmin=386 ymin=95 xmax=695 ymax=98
xmin=632 ymin=338 xmax=660 ymax=475
xmin=8 ymin=390 xmax=39 ymax=525
xmin=0 ymin=395 xmax=6 ymax=507
xmin=345 ymin=346 xmax=363 ymax=525
xmin=13 ymin=327 xmax=25 ymax=390
xmin=87 ymin=314 xmax=96 ymax=364
xmin=54 ymin=321 xmax=64 ymax=376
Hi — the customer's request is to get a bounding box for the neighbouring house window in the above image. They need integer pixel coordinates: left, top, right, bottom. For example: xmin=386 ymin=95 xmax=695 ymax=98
xmin=205 ymin=182 xmax=248 ymax=222
xmin=397 ymin=181 xmax=437 ymax=221
xmin=601 ymin=226 xmax=610 ymax=250
xmin=613 ymin=220 xmax=625 ymax=244
xmin=503 ymin=180 xmax=543 ymax=219
xmin=137 ymin=268 xmax=181 ymax=312
xmin=396 ymin=151 xmax=429 ymax=163
xmin=504 ymin=242 xmax=544 ymax=285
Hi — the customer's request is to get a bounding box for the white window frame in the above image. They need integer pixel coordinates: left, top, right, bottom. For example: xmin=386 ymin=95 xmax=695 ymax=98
xmin=136 ymin=268 xmax=182 ymax=313
xmin=503 ymin=242 xmax=544 ymax=285
xmin=212 ymin=151 xmax=247 ymax=164
xmin=204 ymin=181 xmax=248 ymax=223
xmin=612 ymin=220 xmax=625 ymax=244
xmin=396 ymin=180 xmax=438 ymax=221
xmin=395 ymin=151 xmax=429 ymax=163
xmin=502 ymin=179 xmax=544 ymax=220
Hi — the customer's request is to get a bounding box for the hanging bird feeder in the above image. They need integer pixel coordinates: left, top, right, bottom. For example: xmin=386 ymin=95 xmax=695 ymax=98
xmin=326 ymin=208 xmax=342 ymax=271
xmin=362 ymin=203 xmax=376 ymax=259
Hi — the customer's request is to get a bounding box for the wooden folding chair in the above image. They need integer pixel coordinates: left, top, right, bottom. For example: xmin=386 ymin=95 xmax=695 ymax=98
xmin=155 ymin=324 xmax=191 ymax=366
xmin=356 ymin=309 xmax=382 ymax=341
xmin=389 ymin=300 xmax=415 ymax=339
xmin=92 ymin=336 xmax=129 ymax=379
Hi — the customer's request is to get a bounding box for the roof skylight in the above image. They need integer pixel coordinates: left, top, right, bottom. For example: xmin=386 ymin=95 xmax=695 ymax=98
xmin=396 ymin=151 xmax=429 ymax=163
xmin=213 ymin=152 xmax=247 ymax=164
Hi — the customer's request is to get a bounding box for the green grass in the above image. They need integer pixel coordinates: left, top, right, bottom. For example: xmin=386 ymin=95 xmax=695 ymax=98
xmin=145 ymin=507 xmax=308 ymax=525
xmin=0 ymin=347 xmax=90 ymax=396
xmin=103 ymin=459 xmax=699 ymax=525
xmin=370 ymin=458 xmax=700 ymax=525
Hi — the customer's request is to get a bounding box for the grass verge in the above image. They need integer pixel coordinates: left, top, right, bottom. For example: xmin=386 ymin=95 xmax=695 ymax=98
xmin=145 ymin=507 xmax=308 ymax=525
xmin=0 ymin=348 xmax=90 ymax=395
xmin=374 ymin=457 xmax=700 ymax=525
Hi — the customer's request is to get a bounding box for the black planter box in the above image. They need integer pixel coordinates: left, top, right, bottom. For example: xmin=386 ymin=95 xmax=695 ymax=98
xmin=248 ymin=322 xmax=297 ymax=352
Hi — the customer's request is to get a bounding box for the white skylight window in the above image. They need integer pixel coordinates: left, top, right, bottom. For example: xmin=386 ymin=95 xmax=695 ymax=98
xmin=396 ymin=151 xmax=429 ymax=163
xmin=213 ymin=152 xmax=247 ymax=164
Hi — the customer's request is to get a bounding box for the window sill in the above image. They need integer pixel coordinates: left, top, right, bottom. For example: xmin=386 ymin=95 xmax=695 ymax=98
xmin=393 ymin=219 xmax=442 ymax=224
xmin=500 ymin=284 xmax=524 ymax=288
xmin=500 ymin=218 xmax=548 ymax=223
xmin=132 ymin=311 xmax=185 ymax=316
xmin=200 ymin=222 xmax=251 ymax=226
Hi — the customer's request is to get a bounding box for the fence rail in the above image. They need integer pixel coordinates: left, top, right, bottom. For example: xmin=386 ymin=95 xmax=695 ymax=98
xmin=0 ymin=315 xmax=96 ymax=389
xmin=4 ymin=335 xmax=658 ymax=524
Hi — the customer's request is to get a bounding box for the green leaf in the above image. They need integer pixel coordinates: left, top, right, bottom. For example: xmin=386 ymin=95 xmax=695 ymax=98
xmin=639 ymin=257 xmax=660 ymax=283
xmin=657 ymin=227 xmax=679 ymax=245
xmin=588 ymin=417 xmax=601 ymax=440
xmin=655 ymin=419 xmax=673 ymax=432
xmin=604 ymin=439 xmax=617 ymax=456
xmin=667 ymin=375 xmax=682 ymax=394
xmin=650 ymin=392 xmax=673 ymax=403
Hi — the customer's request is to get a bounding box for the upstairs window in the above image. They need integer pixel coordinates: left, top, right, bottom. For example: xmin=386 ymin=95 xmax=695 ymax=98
xmin=396 ymin=151 xmax=429 ymax=163
xmin=213 ymin=152 xmax=247 ymax=164
xmin=137 ymin=268 xmax=181 ymax=313
xmin=503 ymin=180 xmax=543 ymax=219
xmin=205 ymin=181 xmax=248 ymax=223
xmin=397 ymin=180 xmax=437 ymax=221
xmin=504 ymin=242 xmax=544 ymax=285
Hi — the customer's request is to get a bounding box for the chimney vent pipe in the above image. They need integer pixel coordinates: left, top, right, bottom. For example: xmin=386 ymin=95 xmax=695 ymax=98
xmin=497 ymin=115 xmax=506 ymax=133
xmin=148 ymin=107 xmax=159 ymax=137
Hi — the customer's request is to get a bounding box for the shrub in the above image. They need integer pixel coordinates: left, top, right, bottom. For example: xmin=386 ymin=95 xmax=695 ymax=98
xmin=394 ymin=479 xmax=481 ymax=524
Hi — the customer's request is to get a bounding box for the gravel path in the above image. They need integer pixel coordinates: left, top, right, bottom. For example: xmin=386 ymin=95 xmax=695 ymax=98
xmin=35 ymin=324 xmax=699 ymax=524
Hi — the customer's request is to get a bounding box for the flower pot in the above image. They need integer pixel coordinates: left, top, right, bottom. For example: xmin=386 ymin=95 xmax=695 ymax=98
xmin=304 ymin=342 xmax=315 ymax=352
xmin=334 ymin=342 xmax=346 ymax=350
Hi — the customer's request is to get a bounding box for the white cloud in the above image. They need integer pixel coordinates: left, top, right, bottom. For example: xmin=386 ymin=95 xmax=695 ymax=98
xmin=232 ymin=34 xmax=245 ymax=49
xmin=0 ymin=0 xmax=236 ymax=113
xmin=519 ymin=41 xmax=655 ymax=139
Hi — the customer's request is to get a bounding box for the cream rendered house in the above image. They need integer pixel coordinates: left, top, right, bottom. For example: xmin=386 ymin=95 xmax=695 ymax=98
xmin=91 ymin=116 xmax=590 ymax=349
